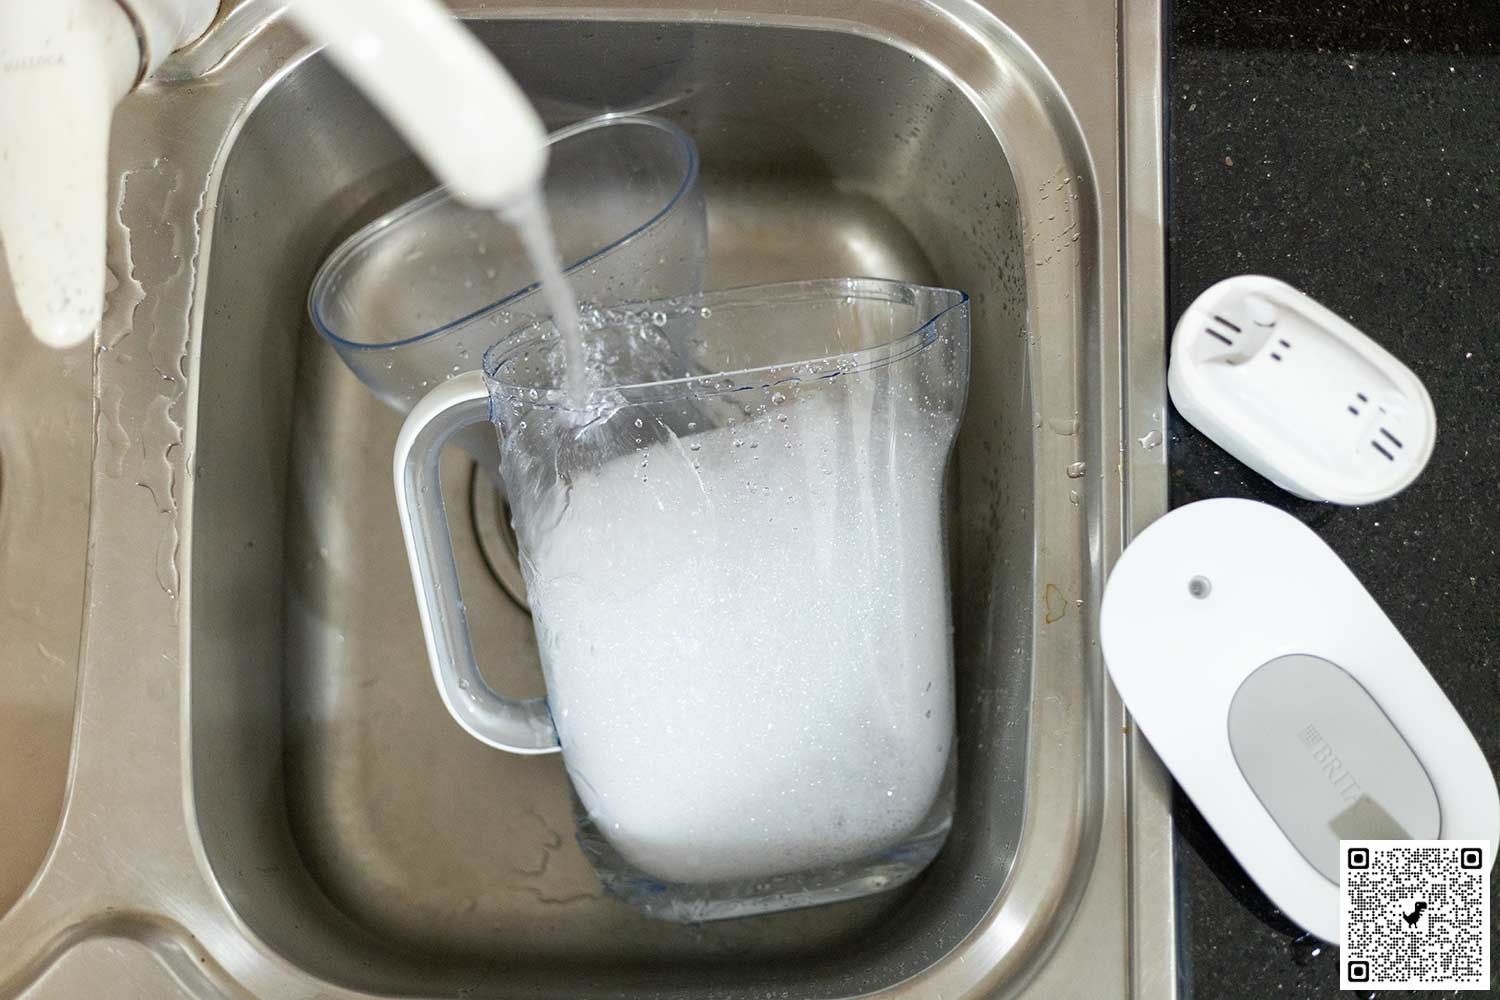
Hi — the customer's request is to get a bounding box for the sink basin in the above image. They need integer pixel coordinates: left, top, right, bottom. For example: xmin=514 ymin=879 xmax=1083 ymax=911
xmin=208 ymin=22 xmax=1028 ymax=988
xmin=0 ymin=2 xmax=1171 ymax=997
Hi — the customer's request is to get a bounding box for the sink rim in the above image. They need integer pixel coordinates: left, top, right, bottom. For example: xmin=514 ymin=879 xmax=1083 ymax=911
xmin=0 ymin=0 xmax=1171 ymax=996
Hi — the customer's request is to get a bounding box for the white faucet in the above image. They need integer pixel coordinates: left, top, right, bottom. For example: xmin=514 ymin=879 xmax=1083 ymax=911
xmin=0 ymin=0 xmax=548 ymax=350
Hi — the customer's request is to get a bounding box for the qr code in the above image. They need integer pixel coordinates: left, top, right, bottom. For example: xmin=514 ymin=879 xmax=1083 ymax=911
xmin=1341 ymin=840 xmax=1490 ymax=990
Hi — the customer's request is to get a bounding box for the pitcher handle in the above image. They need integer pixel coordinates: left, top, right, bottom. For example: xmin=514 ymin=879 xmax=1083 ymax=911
xmin=394 ymin=370 xmax=560 ymax=754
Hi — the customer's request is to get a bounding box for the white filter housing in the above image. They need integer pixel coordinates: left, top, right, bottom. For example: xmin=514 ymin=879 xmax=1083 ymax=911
xmin=1169 ymin=276 xmax=1435 ymax=504
xmin=1102 ymin=499 xmax=1498 ymax=941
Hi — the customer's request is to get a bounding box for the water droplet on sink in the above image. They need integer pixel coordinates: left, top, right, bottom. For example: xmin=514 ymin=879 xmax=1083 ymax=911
xmin=1289 ymin=933 xmax=1324 ymax=966
xmin=1138 ymin=429 xmax=1163 ymax=449
xmin=1066 ymin=461 xmax=1086 ymax=478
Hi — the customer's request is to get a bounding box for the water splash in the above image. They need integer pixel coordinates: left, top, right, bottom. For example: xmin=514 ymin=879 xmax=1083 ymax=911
xmin=1288 ymin=932 xmax=1325 ymax=967
xmin=1047 ymin=415 xmax=1079 ymax=437
xmin=98 ymin=153 xmax=202 ymax=598
xmin=101 ymin=175 xmax=147 ymax=353
xmin=97 ymin=385 xmax=130 ymax=477
xmin=504 ymin=192 xmax=587 ymax=405
xmin=141 ymin=394 xmax=183 ymax=597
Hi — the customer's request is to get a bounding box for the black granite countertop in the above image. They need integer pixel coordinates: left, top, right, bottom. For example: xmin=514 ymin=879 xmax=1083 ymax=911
xmin=1169 ymin=2 xmax=1500 ymax=996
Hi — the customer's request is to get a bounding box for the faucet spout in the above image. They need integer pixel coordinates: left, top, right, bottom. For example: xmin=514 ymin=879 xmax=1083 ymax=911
xmin=0 ymin=0 xmax=139 ymax=348
xmin=285 ymin=0 xmax=548 ymax=210
xmin=0 ymin=0 xmax=549 ymax=350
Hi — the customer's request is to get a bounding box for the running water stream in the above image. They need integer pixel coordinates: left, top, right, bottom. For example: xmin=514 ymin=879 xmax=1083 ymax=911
xmin=504 ymin=192 xmax=588 ymax=405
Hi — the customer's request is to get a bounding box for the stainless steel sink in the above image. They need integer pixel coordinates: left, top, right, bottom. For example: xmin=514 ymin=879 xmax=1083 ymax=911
xmin=0 ymin=2 xmax=1170 ymax=997
xmin=0 ymin=273 xmax=90 ymax=928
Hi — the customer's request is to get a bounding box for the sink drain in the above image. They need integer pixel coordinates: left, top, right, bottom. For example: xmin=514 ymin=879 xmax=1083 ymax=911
xmin=468 ymin=463 xmax=530 ymax=613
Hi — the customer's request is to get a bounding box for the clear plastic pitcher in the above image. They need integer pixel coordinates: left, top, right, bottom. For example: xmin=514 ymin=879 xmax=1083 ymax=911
xmin=394 ymin=278 xmax=970 ymax=920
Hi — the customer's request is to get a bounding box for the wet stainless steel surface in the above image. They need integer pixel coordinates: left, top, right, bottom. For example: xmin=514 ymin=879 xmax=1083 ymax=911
xmin=0 ymin=262 xmax=90 ymax=920
xmin=0 ymin=0 xmax=1169 ymax=996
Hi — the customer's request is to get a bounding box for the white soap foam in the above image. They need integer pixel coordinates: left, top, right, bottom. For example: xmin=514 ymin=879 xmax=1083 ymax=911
xmin=524 ymin=389 xmax=956 ymax=884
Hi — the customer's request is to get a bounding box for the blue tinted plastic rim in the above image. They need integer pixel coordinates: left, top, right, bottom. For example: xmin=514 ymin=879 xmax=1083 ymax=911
xmin=482 ymin=277 xmax=971 ymax=405
xmin=308 ymin=113 xmax=701 ymax=352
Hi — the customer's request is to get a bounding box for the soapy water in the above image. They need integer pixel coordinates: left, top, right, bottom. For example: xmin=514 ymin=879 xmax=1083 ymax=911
xmin=495 ymin=198 xmax=957 ymax=884
xmin=520 ymin=388 xmax=957 ymax=884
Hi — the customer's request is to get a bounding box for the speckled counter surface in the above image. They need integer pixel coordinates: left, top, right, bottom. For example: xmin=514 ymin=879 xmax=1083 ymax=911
xmin=1168 ymin=2 xmax=1500 ymax=996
